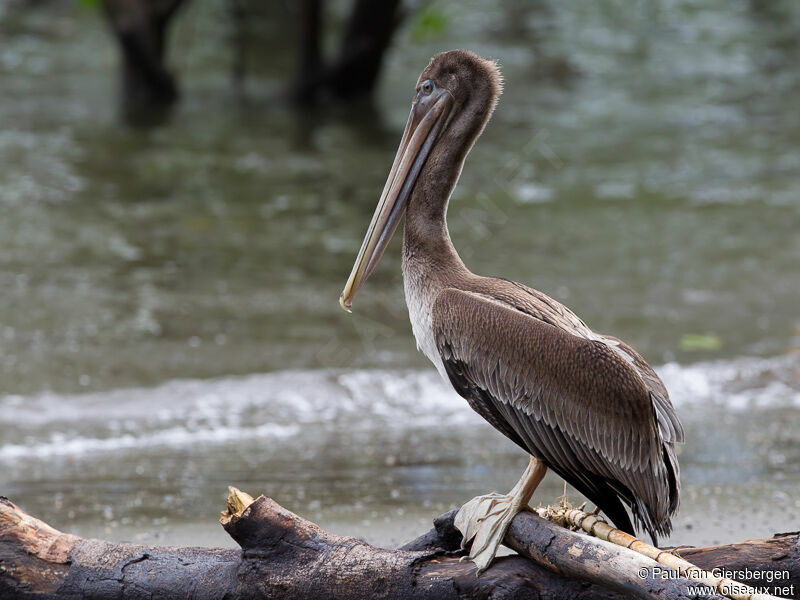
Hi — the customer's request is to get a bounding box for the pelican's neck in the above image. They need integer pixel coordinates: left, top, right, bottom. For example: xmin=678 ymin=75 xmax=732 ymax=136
xmin=402 ymin=169 xmax=468 ymax=281
xmin=402 ymin=84 xmax=496 ymax=282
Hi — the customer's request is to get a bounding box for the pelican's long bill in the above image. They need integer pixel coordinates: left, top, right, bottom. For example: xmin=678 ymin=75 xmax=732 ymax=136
xmin=339 ymin=87 xmax=454 ymax=312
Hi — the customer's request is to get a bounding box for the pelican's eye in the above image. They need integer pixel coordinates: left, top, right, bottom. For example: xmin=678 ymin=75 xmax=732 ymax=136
xmin=420 ymin=80 xmax=434 ymax=96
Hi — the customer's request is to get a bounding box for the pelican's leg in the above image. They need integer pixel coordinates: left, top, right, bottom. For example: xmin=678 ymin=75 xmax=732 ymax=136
xmin=454 ymin=455 xmax=547 ymax=572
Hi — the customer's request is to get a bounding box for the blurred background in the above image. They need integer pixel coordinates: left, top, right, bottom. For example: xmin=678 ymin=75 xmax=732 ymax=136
xmin=0 ymin=0 xmax=799 ymax=550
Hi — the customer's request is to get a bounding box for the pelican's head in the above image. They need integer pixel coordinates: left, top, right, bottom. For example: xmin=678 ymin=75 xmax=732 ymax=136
xmin=340 ymin=50 xmax=502 ymax=312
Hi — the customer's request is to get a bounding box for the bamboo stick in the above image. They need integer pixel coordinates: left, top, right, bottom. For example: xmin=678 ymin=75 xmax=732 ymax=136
xmin=534 ymin=504 xmax=787 ymax=600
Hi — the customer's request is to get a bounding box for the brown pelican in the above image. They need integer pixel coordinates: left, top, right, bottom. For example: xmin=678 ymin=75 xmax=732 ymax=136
xmin=339 ymin=50 xmax=683 ymax=571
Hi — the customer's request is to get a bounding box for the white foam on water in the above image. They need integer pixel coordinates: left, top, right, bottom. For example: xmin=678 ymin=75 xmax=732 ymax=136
xmin=658 ymin=354 xmax=799 ymax=409
xmin=0 ymin=354 xmax=796 ymax=461
xmin=0 ymin=423 xmax=298 ymax=460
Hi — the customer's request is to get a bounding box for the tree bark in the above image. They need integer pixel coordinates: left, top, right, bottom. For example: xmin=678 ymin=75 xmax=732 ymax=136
xmin=1 ymin=492 xmax=797 ymax=599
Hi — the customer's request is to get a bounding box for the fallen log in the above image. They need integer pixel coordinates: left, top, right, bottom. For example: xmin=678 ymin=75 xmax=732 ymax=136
xmin=0 ymin=489 xmax=797 ymax=599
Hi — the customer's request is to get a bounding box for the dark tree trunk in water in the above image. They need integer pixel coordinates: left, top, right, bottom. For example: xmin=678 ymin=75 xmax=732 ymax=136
xmin=290 ymin=0 xmax=402 ymax=105
xmin=290 ymin=0 xmax=323 ymax=105
xmin=326 ymin=0 xmax=401 ymax=100
xmin=101 ymin=0 xmax=184 ymax=124
xmin=1 ymin=492 xmax=797 ymax=599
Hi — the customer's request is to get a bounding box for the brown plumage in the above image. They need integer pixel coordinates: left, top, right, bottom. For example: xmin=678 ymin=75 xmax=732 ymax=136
xmin=341 ymin=50 xmax=683 ymax=545
xmin=432 ymin=284 xmax=682 ymax=541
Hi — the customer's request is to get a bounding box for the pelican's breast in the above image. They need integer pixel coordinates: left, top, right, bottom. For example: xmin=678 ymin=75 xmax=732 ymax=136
xmin=402 ymin=258 xmax=448 ymax=379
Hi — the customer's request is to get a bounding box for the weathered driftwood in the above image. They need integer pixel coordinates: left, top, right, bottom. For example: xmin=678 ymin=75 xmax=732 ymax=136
xmin=1 ymin=490 xmax=798 ymax=600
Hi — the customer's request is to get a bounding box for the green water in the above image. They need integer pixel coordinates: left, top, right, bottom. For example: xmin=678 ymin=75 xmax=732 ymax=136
xmin=1 ymin=0 xmax=799 ymax=550
xmin=1 ymin=0 xmax=798 ymax=395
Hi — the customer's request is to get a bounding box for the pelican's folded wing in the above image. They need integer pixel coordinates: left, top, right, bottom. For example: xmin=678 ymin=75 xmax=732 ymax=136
xmin=431 ymin=287 xmax=681 ymax=541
